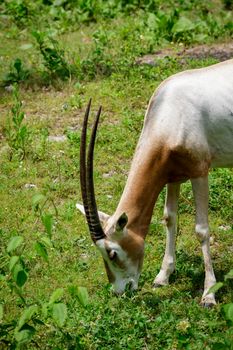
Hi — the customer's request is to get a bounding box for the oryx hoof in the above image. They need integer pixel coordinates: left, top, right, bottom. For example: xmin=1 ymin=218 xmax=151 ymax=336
xmin=200 ymin=294 xmax=216 ymax=308
xmin=152 ymin=280 xmax=168 ymax=289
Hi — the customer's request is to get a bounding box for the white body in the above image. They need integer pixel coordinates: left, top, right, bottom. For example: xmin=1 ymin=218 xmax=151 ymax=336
xmin=78 ymin=59 xmax=233 ymax=306
xmin=143 ymin=60 xmax=233 ymax=169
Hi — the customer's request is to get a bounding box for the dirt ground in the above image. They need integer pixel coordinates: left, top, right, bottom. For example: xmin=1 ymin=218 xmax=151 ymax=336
xmin=136 ymin=42 xmax=233 ymax=65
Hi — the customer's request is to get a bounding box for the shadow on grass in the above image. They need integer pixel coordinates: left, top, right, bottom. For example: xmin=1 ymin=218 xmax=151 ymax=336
xmin=138 ymin=249 xmax=233 ymax=307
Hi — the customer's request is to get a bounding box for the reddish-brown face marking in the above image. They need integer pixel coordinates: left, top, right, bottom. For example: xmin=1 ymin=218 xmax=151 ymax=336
xmin=100 ymin=231 xmax=145 ymax=291
xmin=119 ymin=233 xmax=144 ymax=263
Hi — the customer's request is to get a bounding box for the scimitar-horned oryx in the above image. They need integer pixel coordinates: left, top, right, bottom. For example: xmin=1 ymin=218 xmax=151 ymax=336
xmin=77 ymin=59 xmax=233 ymax=307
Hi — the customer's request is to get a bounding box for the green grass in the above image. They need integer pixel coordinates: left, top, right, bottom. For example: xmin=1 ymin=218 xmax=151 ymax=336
xmin=0 ymin=1 xmax=233 ymax=349
xmin=0 ymin=66 xmax=232 ymax=349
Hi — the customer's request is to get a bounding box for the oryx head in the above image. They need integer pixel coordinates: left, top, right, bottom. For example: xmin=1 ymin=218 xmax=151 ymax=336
xmin=77 ymin=100 xmax=144 ymax=294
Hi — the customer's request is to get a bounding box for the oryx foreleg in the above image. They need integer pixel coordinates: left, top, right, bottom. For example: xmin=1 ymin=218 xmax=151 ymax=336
xmin=153 ymin=182 xmax=180 ymax=287
xmin=191 ymin=176 xmax=216 ymax=307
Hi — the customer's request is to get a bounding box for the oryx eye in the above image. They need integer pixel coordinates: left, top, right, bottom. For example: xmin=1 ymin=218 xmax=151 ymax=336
xmin=108 ymin=250 xmax=117 ymax=261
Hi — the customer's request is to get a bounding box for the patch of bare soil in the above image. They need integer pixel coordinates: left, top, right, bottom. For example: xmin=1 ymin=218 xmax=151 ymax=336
xmin=136 ymin=42 xmax=233 ymax=66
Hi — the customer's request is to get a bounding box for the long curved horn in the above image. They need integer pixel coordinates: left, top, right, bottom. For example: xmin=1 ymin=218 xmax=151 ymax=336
xmin=80 ymin=100 xmax=106 ymax=242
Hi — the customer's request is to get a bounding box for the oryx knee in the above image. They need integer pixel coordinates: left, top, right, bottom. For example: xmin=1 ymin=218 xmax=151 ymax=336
xmin=195 ymin=224 xmax=209 ymax=243
xmin=163 ymin=211 xmax=177 ymax=228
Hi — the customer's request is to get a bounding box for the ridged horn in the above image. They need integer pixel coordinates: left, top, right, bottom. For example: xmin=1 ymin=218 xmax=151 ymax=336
xmin=80 ymin=99 xmax=106 ymax=242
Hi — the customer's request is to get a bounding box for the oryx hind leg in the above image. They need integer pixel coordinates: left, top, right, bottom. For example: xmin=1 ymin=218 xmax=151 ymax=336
xmin=153 ymin=182 xmax=180 ymax=287
xmin=191 ymin=176 xmax=216 ymax=307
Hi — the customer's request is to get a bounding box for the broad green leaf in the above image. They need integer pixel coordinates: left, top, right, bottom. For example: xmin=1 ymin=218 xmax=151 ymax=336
xmin=32 ymin=193 xmax=46 ymax=206
xmin=19 ymin=125 xmax=28 ymax=139
xmin=0 ymin=304 xmax=3 ymax=320
xmin=16 ymin=269 xmax=28 ymax=288
xmin=224 ymin=270 xmax=233 ymax=280
xmin=68 ymin=284 xmax=89 ymax=303
xmin=13 ymin=58 xmax=22 ymax=72
xmin=41 ymin=214 xmax=53 ymax=238
xmin=40 ymin=236 xmax=52 ymax=247
xmin=15 ymin=324 xmax=36 ymax=344
xmin=17 ymin=112 xmax=24 ymax=126
xmin=35 ymin=242 xmax=48 ymax=262
xmin=207 ymin=282 xmax=224 ymax=294
xmin=172 ymin=17 xmax=195 ymax=33
xmin=33 ymin=318 xmax=45 ymax=325
xmin=52 ymin=303 xmax=67 ymax=327
xmin=223 ymin=303 xmax=233 ymax=322
xmin=49 ymin=288 xmax=63 ymax=304
xmin=32 ymin=193 xmax=46 ymax=212
xmin=54 ymin=0 xmax=65 ymax=6
xmin=147 ymin=13 xmax=158 ymax=30
xmin=18 ymin=306 xmax=38 ymax=330
xmin=77 ymin=287 xmax=89 ymax=307
xmin=9 ymin=256 xmax=19 ymax=271
xmin=7 ymin=236 xmax=24 ymax=253
xmin=194 ymin=33 xmax=208 ymax=42
xmin=0 ymin=274 xmax=5 ymax=281
xmin=13 ymin=265 xmax=28 ymax=287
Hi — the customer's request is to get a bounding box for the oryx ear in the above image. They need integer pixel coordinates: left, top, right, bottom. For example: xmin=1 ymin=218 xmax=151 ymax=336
xmin=109 ymin=213 xmax=128 ymax=240
xmin=76 ymin=203 xmax=110 ymax=224
xmin=116 ymin=212 xmax=128 ymax=231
